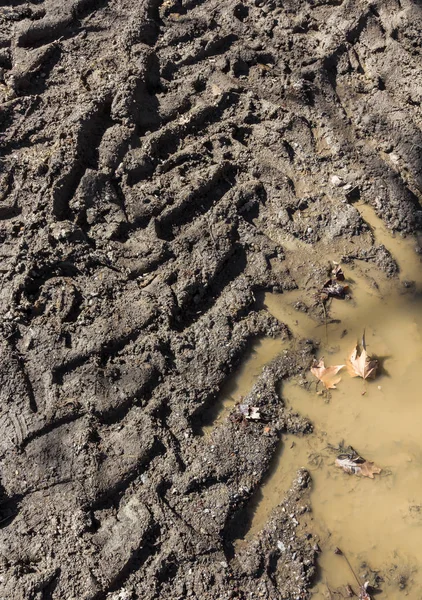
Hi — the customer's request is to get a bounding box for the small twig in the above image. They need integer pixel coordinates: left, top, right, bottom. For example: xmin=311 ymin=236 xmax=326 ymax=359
xmin=321 ymin=301 xmax=328 ymax=345
xmin=336 ymin=548 xmax=361 ymax=588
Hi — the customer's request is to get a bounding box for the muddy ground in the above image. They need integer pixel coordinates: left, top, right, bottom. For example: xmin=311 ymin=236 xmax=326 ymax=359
xmin=0 ymin=0 xmax=422 ymax=598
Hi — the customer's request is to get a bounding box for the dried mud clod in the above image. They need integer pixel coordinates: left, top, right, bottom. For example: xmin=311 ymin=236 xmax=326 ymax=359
xmin=1 ymin=0 xmax=422 ymax=598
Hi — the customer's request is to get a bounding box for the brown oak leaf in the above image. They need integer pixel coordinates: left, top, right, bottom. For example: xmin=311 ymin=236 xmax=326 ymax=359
xmin=336 ymin=456 xmax=381 ymax=479
xmin=311 ymin=358 xmax=345 ymax=389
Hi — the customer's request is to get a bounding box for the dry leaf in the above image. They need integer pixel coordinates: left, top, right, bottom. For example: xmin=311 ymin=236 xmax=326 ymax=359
xmin=238 ymin=404 xmax=261 ymax=420
xmin=336 ymin=456 xmax=381 ymax=479
xmin=332 ymin=263 xmax=345 ymax=281
xmin=258 ymin=62 xmax=272 ymax=71
xmin=347 ymin=332 xmax=378 ymax=380
xmin=311 ymin=358 xmax=345 ymax=389
xmin=322 ymin=279 xmax=348 ymax=299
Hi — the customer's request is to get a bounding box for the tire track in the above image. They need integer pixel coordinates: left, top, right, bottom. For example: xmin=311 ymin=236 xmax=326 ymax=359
xmin=1 ymin=0 xmax=422 ymax=598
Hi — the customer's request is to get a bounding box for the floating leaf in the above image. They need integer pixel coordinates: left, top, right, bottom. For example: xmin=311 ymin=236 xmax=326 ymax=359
xmin=311 ymin=358 xmax=345 ymax=389
xmin=347 ymin=332 xmax=378 ymax=380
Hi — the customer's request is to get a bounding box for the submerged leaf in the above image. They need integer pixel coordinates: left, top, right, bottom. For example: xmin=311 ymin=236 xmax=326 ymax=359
xmin=359 ymin=582 xmax=372 ymax=600
xmin=347 ymin=332 xmax=378 ymax=380
xmin=336 ymin=455 xmax=381 ymax=479
xmin=311 ymin=358 xmax=345 ymax=389
xmin=358 ymin=461 xmax=382 ymax=478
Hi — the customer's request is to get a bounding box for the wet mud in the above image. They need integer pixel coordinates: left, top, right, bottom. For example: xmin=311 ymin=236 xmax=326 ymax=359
xmin=1 ymin=0 xmax=422 ymax=598
xmin=233 ymin=211 xmax=422 ymax=598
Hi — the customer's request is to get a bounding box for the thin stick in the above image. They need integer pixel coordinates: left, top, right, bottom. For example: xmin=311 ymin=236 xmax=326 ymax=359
xmin=341 ymin=551 xmax=361 ymax=588
xmin=321 ymin=301 xmax=328 ymax=345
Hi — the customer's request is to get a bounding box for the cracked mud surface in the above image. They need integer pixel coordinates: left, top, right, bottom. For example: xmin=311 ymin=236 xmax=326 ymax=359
xmin=0 ymin=0 xmax=422 ymax=598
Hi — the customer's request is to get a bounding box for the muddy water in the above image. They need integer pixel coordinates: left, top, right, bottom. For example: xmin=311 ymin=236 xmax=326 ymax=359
xmin=200 ymin=337 xmax=287 ymax=433
xmin=234 ymin=209 xmax=422 ymax=598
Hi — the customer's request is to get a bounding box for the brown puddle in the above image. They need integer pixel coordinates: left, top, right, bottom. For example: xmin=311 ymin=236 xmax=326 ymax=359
xmin=200 ymin=336 xmax=287 ymax=434
xmin=231 ymin=207 xmax=422 ymax=598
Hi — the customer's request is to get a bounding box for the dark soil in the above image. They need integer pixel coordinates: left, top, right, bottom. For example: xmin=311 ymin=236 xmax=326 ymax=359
xmin=0 ymin=0 xmax=421 ymax=598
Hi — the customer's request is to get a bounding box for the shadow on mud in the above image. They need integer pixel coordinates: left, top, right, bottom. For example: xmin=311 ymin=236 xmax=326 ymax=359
xmin=0 ymin=482 xmax=20 ymax=529
xmin=223 ymin=435 xmax=284 ymax=558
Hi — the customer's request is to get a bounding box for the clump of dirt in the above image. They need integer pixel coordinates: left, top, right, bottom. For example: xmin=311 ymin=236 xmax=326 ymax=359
xmin=0 ymin=0 xmax=422 ymax=598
